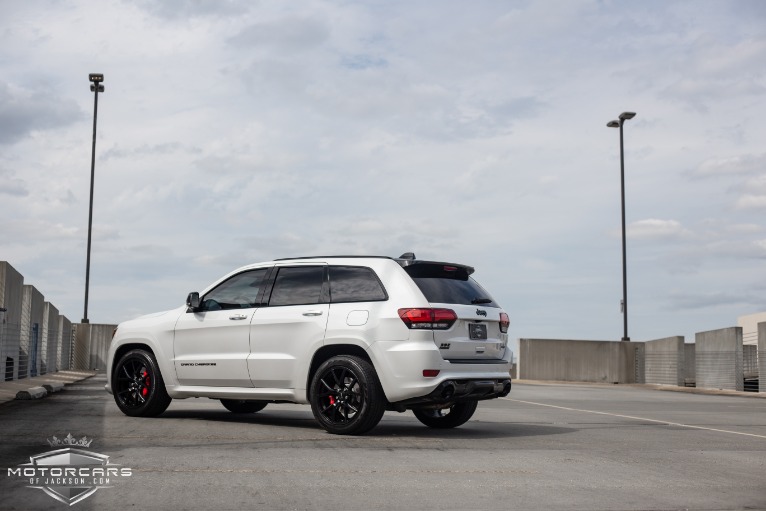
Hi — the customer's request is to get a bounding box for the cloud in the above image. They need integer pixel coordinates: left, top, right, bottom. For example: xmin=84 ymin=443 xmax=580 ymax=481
xmin=0 ymin=177 xmax=28 ymax=197
xmin=626 ymin=219 xmax=690 ymax=240
xmin=0 ymin=82 xmax=82 ymax=144
xmin=228 ymin=16 xmax=330 ymax=52
xmin=132 ymin=0 xmax=247 ymax=20
xmin=736 ymin=194 xmax=766 ymax=210
xmin=669 ymin=291 xmax=754 ymax=310
xmin=691 ymin=154 xmax=766 ymax=178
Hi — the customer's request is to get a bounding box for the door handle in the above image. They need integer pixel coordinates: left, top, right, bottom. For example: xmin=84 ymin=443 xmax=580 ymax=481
xmin=229 ymin=314 xmax=248 ymax=320
xmin=302 ymin=310 xmax=324 ymax=317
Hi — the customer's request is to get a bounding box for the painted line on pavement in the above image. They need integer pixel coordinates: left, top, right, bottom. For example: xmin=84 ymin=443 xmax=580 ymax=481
xmin=502 ymin=397 xmax=766 ymax=440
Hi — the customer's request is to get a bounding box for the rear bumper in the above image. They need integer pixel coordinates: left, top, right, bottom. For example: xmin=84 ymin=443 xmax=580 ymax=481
xmin=368 ymin=338 xmax=513 ymax=403
xmin=392 ymin=378 xmax=511 ymax=409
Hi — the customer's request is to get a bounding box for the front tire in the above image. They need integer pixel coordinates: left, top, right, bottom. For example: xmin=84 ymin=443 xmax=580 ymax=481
xmin=113 ymin=349 xmax=172 ymax=417
xmin=220 ymin=399 xmax=268 ymax=413
xmin=309 ymin=355 xmax=385 ymax=435
xmin=413 ymin=400 xmax=478 ymax=429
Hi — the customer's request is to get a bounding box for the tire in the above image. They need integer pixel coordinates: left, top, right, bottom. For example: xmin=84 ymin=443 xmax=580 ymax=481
xmin=113 ymin=349 xmax=172 ymax=417
xmin=413 ymin=400 xmax=478 ymax=429
xmin=220 ymin=399 xmax=268 ymax=413
xmin=309 ymin=355 xmax=386 ymax=435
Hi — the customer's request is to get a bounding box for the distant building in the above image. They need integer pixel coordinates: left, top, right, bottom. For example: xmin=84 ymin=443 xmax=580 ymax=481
xmin=737 ymin=311 xmax=766 ymax=346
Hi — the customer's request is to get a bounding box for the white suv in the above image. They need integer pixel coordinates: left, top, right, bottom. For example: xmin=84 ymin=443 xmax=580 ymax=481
xmin=106 ymin=254 xmax=512 ymax=435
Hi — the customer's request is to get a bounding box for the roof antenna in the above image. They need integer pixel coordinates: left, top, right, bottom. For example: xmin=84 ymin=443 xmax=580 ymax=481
xmin=399 ymin=252 xmax=416 ymax=260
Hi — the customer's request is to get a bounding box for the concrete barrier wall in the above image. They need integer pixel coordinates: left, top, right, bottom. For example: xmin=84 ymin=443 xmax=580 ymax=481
xmin=683 ymin=343 xmax=696 ymax=386
xmin=1 ymin=262 xmax=78 ymax=381
xmin=743 ymin=345 xmax=758 ymax=379
xmin=41 ymin=302 xmax=60 ymax=375
xmin=73 ymin=323 xmax=115 ymax=371
xmin=644 ymin=336 xmax=685 ymax=386
xmin=518 ymin=338 xmax=642 ymax=383
xmin=0 ymin=262 xmax=24 ymax=381
xmin=57 ymin=316 xmax=73 ymax=371
xmin=759 ymin=322 xmax=765 ymax=393
xmin=21 ymin=285 xmax=44 ymax=378
xmin=695 ymin=327 xmax=743 ymax=391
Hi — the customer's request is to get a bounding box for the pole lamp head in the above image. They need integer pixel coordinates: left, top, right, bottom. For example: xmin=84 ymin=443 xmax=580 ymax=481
xmin=89 ymin=73 xmax=104 ymax=92
xmin=619 ymin=112 xmax=636 ymax=121
xmin=607 ymin=120 xmax=620 ymax=128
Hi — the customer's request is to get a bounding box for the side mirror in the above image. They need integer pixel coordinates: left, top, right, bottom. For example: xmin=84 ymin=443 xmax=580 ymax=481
xmin=186 ymin=292 xmax=201 ymax=312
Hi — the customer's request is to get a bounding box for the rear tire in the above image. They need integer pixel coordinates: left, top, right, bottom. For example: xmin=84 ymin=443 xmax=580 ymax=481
xmin=310 ymin=355 xmax=385 ymax=435
xmin=413 ymin=400 xmax=478 ymax=429
xmin=113 ymin=349 xmax=172 ymax=417
xmin=220 ymin=399 xmax=268 ymax=413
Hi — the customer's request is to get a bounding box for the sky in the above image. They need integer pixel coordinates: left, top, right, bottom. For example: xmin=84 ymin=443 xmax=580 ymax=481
xmin=1 ymin=0 xmax=765 ymax=348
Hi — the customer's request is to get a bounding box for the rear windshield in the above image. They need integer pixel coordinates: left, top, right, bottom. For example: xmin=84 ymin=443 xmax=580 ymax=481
xmin=404 ymin=264 xmax=499 ymax=308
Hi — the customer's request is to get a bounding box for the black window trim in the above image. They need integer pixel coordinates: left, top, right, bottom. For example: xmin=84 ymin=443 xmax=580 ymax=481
xmin=327 ymin=265 xmax=389 ymax=304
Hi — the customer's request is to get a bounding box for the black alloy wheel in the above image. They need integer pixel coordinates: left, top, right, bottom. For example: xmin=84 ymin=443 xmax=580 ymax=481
xmin=220 ymin=399 xmax=268 ymax=413
xmin=113 ymin=349 xmax=171 ymax=417
xmin=309 ymin=355 xmax=385 ymax=435
xmin=412 ymin=400 xmax=478 ymax=429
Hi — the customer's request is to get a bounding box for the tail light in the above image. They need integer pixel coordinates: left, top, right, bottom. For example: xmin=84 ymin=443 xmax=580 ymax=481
xmin=398 ymin=308 xmax=457 ymax=330
xmin=499 ymin=312 xmax=510 ymax=333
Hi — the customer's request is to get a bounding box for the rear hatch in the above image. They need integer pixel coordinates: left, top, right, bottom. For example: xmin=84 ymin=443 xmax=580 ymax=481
xmin=401 ymin=261 xmax=508 ymax=361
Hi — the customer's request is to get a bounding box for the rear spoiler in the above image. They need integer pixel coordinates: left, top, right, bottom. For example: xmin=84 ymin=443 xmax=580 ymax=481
xmin=394 ymin=258 xmax=475 ymax=276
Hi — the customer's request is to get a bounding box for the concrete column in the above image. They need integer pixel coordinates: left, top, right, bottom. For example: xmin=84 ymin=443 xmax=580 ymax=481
xmin=72 ymin=323 xmax=92 ymax=371
xmin=41 ymin=302 xmax=59 ymax=375
xmin=644 ymin=336 xmax=685 ymax=386
xmin=695 ymin=327 xmax=743 ymax=391
xmin=0 ymin=262 xmax=24 ymax=381
xmin=759 ymin=322 xmax=765 ymax=393
xmin=683 ymin=344 xmax=696 ymax=386
xmin=57 ymin=316 xmax=73 ymax=371
xmin=21 ymin=285 xmax=44 ymax=378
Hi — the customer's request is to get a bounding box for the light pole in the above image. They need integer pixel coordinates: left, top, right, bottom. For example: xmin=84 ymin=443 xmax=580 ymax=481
xmin=82 ymin=73 xmax=104 ymax=324
xmin=607 ymin=111 xmax=635 ymax=342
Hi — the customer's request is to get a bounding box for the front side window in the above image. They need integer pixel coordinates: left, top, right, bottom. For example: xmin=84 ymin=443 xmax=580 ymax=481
xmin=329 ymin=266 xmax=387 ymax=303
xmin=201 ymin=269 xmax=268 ymax=311
xmin=268 ymin=266 xmax=325 ymax=306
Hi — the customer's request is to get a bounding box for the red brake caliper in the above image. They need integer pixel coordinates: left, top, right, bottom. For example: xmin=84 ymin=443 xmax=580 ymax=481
xmin=141 ymin=370 xmax=149 ymax=397
xmin=329 ymin=395 xmax=336 ymax=406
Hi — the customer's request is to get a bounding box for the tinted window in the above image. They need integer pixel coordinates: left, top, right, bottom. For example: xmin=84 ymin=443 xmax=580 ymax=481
xmin=269 ymin=266 xmax=325 ymax=306
xmin=329 ymin=266 xmax=387 ymax=303
xmin=202 ymin=269 xmax=268 ymax=311
xmin=405 ymin=264 xmax=499 ymax=307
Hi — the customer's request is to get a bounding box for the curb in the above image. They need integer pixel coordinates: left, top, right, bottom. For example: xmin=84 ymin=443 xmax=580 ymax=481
xmin=42 ymin=382 xmax=65 ymax=393
xmin=16 ymin=386 xmax=48 ymax=400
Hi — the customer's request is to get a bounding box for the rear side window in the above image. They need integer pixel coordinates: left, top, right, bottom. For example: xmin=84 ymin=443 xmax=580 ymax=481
xmin=405 ymin=264 xmax=499 ymax=308
xmin=268 ymin=266 xmax=325 ymax=306
xmin=329 ymin=266 xmax=387 ymax=303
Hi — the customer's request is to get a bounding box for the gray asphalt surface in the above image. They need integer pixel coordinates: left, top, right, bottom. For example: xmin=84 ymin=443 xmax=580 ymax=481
xmin=1 ymin=375 xmax=764 ymax=510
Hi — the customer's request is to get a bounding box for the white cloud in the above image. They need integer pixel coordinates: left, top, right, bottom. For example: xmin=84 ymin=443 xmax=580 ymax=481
xmin=626 ymin=219 xmax=690 ymax=240
xmin=736 ymin=194 xmax=766 ymax=210
xmin=692 ymin=154 xmax=766 ymax=178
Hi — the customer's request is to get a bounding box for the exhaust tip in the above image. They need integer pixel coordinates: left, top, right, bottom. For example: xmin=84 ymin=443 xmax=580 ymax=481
xmin=441 ymin=382 xmax=456 ymax=401
xmin=499 ymin=381 xmax=512 ymax=397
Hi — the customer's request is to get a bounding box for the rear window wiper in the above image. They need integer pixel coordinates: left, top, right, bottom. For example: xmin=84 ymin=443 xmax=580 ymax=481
xmin=471 ymin=297 xmax=492 ymax=304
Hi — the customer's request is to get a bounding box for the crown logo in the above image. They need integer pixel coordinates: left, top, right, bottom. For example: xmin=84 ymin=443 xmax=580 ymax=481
xmin=47 ymin=433 xmax=93 ymax=448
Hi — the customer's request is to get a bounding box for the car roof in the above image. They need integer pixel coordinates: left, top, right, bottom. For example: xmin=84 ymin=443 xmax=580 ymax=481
xmin=272 ymin=255 xmax=475 ymax=275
